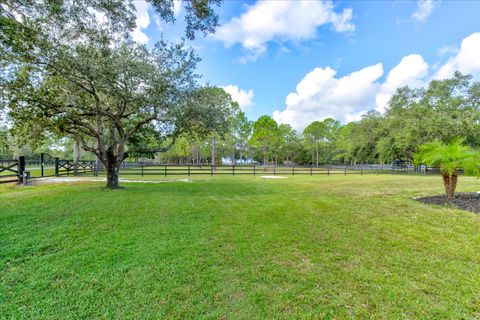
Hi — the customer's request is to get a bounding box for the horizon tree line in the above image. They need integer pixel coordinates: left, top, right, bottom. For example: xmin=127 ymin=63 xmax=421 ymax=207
xmin=2 ymin=71 xmax=479 ymax=167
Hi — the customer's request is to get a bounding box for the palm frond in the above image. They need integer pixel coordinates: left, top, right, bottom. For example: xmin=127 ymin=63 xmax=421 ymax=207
xmin=414 ymin=138 xmax=480 ymax=177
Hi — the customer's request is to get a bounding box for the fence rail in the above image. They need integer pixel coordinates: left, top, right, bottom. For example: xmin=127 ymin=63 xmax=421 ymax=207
xmin=0 ymin=157 xmax=28 ymax=184
xmin=0 ymin=158 xmax=444 ymax=185
xmin=55 ymin=159 xmax=97 ymax=176
xmin=115 ymin=163 xmax=437 ymax=177
xmin=0 ymin=159 xmax=19 ymax=184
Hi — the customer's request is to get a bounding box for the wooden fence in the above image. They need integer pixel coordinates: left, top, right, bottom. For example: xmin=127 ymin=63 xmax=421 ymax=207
xmin=0 ymin=159 xmax=19 ymax=184
xmin=0 ymin=156 xmax=28 ymax=184
xmin=114 ymin=163 xmax=436 ymax=177
xmin=0 ymin=158 xmax=443 ymax=184
xmin=55 ymin=159 xmax=97 ymax=176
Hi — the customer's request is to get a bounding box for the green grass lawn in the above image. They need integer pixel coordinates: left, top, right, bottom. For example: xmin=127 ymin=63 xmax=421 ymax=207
xmin=1 ymin=175 xmax=480 ymax=319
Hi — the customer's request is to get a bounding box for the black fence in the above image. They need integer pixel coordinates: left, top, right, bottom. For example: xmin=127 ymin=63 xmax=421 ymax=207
xmin=55 ymin=159 xmax=97 ymax=176
xmin=0 ymin=159 xmax=19 ymax=184
xmin=0 ymin=156 xmax=29 ymax=184
xmin=0 ymin=155 xmax=99 ymax=184
xmin=114 ymin=163 xmax=437 ymax=177
xmin=25 ymin=153 xmax=56 ymax=178
xmin=0 ymin=157 xmax=444 ymax=185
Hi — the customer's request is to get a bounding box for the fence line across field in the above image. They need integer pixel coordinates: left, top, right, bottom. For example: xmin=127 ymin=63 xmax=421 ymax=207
xmin=114 ymin=163 xmax=437 ymax=177
xmin=0 ymin=156 xmax=443 ymax=185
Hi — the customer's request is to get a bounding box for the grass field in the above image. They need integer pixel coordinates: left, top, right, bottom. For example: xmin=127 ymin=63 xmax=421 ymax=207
xmin=1 ymin=175 xmax=480 ymax=319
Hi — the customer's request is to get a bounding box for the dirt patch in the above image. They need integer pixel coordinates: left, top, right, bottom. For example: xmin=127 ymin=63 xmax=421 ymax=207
xmin=260 ymin=176 xmax=287 ymax=179
xmin=415 ymin=192 xmax=480 ymax=214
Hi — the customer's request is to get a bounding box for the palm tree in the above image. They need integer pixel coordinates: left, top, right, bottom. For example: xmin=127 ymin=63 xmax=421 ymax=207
xmin=414 ymin=138 xmax=480 ymax=199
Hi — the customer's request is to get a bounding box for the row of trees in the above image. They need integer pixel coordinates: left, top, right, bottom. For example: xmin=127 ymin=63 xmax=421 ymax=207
xmin=152 ymin=72 xmax=480 ymax=166
xmin=339 ymin=72 xmax=480 ymax=164
xmin=2 ymin=72 xmax=479 ymax=168
xmin=2 ymin=2 xmax=479 ymax=188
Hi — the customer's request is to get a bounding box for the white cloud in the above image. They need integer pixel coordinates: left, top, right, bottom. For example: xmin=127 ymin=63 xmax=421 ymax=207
xmin=435 ymin=32 xmax=480 ymax=79
xmin=272 ymin=32 xmax=480 ymax=130
xmin=222 ymin=85 xmax=254 ymax=110
xmin=375 ymin=54 xmax=428 ymax=112
xmin=173 ymin=0 xmax=182 ymax=17
xmin=345 ymin=110 xmax=368 ymax=123
xmin=214 ymin=0 xmax=354 ymax=61
xmin=411 ymin=0 xmax=435 ymax=23
xmin=437 ymin=45 xmax=458 ymax=57
xmin=131 ymin=0 xmax=150 ymax=44
xmin=154 ymin=16 xmax=162 ymax=32
xmin=273 ymin=64 xmax=383 ymax=130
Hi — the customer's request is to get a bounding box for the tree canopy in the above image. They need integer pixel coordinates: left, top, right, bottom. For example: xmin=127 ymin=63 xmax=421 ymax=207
xmin=1 ymin=0 xmax=228 ymax=188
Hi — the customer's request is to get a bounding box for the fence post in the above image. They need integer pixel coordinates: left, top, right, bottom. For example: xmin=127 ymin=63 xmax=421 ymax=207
xmin=344 ymin=166 xmax=347 ymax=176
xmin=17 ymin=156 xmax=25 ymax=185
xmin=164 ymin=165 xmax=167 ymax=177
xmin=141 ymin=165 xmax=144 ymax=177
xmin=424 ymin=165 xmax=427 ymax=176
xmin=273 ymin=166 xmax=276 ymax=175
xmin=94 ymin=157 xmax=99 ymax=176
xmin=292 ymin=165 xmax=294 ymax=176
xmin=310 ymin=165 xmax=312 ymax=176
xmin=40 ymin=153 xmax=44 ymax=177
xmin=54 ymin=157 xmax=59 ymax=176
xmin=327 ymin=167 xmax=330 ymax=176
xmin=361 ymin=169 xmax=363 ymax=176
xmin=232 ymin=165 xmax=235 ymax=176
xmin=188 ymin=165 xmax=191 ymax=176
xmin=253 ymin=164 xmax=256 ymax=176
xmin=211 ymin=165 xmax=214 ymax=176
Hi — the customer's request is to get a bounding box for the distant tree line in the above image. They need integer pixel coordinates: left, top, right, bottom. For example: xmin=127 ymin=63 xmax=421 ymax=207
xmin=2 ymin=72 xmax=479 ymax=167
xmin=155 ymin=72 xmax=480 ymax=166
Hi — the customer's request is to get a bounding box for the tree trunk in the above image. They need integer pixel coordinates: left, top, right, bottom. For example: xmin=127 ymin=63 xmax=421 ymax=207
xmin=211 ymin=137 xmax=216 ymax=166
xmin=106 ymin=165 xmax=120 ymax=189
xmin=102 ymin=132 xmax=126 ymax=188
xmin=73 ymin=138 xmax=81 ymax=175
xmin=94 ymin=155 xmax=101 ymax=176
xmin=105 ymin=150 xmax=121 ymax=189
xmin=442 ymin=172 xmax=458 ymax=199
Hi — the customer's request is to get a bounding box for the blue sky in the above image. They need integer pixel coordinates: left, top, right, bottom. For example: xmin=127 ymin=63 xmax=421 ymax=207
xmin=134 ymin=0 xmax=480 ymax=130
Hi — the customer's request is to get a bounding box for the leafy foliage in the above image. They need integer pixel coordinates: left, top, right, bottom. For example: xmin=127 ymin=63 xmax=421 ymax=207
xmin=1 ymin=0 xmax=226 ymax=188
xmin=249 ymin=115 xmax=278 ymax=164
xmin=414 ymin=138 xmax=480 ymax=177
xmin=414 ymin=138 xmax=480 ymax=198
